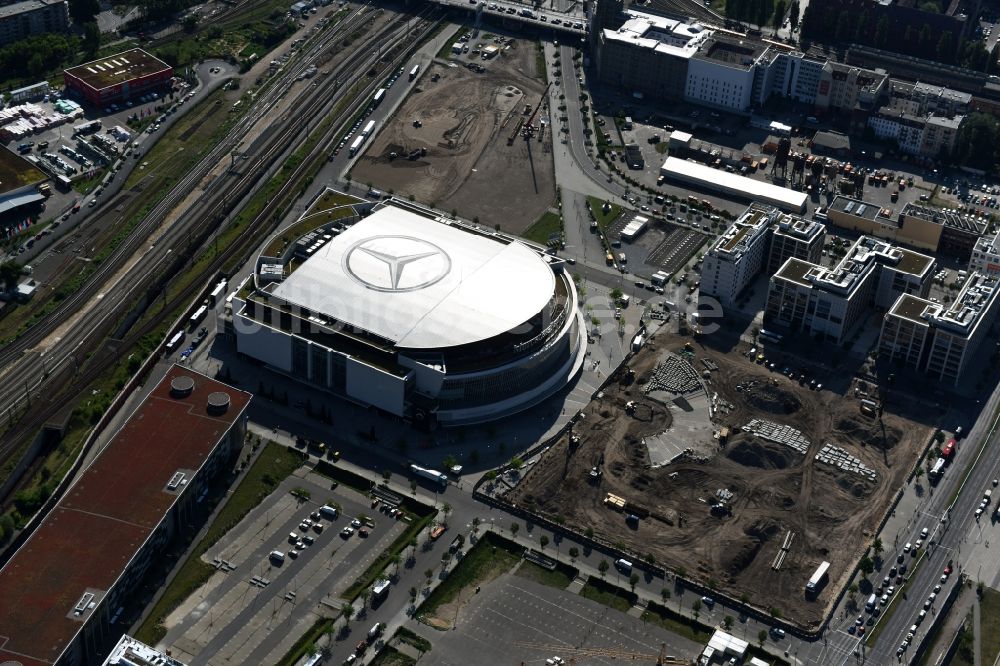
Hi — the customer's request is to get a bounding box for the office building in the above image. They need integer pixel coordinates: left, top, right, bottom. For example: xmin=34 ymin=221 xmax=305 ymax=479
xmin=0 ymin=0 xmax=67 ymax=46
xmin=969 ymin=235 xmax=1000 ymax=276
xmin=880 ymin=272 xmax=1000 ymax=385
xmin=766 ymin=236 xmax=934 ymax=343
xmin=701 ymin=204 xmax=825 ymax=305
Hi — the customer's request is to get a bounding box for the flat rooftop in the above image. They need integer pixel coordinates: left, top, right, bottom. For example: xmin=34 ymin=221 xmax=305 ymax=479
xmin=661 ymin=157 xmax=807 ymax=211
xmin=773 ymin=212 xmax=825 ymax=241
xmin=271 ymin=203 xmax=556 ymax=350
xmin=830 ymin=195 xmax=883 ymax=222
xmin=697 ymin=38 xmax=764 ymax=69
xmin=901 ymin=202 xmax=987 ymax=234
xmin=603 ymin=9 xmax=711 ymax=59
xmin=0 ymin=0 xmax=62 ymax=19
xmin=775 ymin=257 xmax=814 ymax=286
xmin=894 ymin=247 xmax=935 ymax=276
xmin=64 ymin=48 xmax=171 ymax=91
xmin=0 ymin=146 xmax=47 ymax=197
xmin=890 ymin=293 xmax=936 ymax=324
xmin=0 ymin=366 xmax=250 ymax=666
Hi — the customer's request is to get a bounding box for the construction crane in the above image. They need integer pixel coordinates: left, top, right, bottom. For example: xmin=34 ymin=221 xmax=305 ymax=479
xmin=518 ymin=81 xmax=552 ymax=141
xmin=514 ymin=641 xmax=692 ymax=665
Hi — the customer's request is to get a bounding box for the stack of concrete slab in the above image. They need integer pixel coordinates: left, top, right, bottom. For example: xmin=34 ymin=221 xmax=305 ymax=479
xmin=744 ymin=418 xmax=809 ymax=454
xmin=815 ymin=443 xmax=878 ymax=482
xmin=646 ymin=354 xmax=701 ymax=395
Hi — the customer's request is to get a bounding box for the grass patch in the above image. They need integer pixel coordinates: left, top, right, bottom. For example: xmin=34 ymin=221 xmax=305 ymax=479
xmin=535 ymin=41 xmax=548 ymax=84
xmin=579 ymin=576 xmax=636 ymax=613
xmin=436 ymin=27 xmax=463 ymax=58
xmin=515 ymin=560 xmax=576 ymax=590
xmin=419 ymin=532 xmax=523 ymax=621
xmin=521 ymin=211 xmax=562 ymax=246
xmin=134 ymin=442 xmax=307 ymax=644
xmin=655 ymin=141 xmax=669 ymax=154
xmin=275 ymin=616 xmax=335 ymax=666
xmin=981 ymin=587 xmax=1000 ymax=664
xmin=371 ymin=646 xmax=417 ymax=666
xmin=642 ymin=600 xmax=713 ymax=644
xmin=586 ymin=195 xmax=623 ymax=231
xmin=395 ymin=626 xmax=432 ymax=653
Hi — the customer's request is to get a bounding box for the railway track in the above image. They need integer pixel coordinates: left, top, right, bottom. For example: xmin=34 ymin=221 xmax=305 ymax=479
xmin=0 ymin=7 xmax=440 ymax=505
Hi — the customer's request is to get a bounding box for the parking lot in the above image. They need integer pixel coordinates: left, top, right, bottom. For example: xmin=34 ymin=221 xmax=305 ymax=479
xmin=411 ymin=574 xmax=703 ymax=665
xmin=160 ymin=471 xmax=406 ymax=664
xmin=605 ymin=213 xmax=708 ymax=281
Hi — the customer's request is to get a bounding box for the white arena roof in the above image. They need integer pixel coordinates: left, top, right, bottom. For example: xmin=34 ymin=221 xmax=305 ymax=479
xmin=660 ymin=156 xmax=807 ymax=212
xmin=272 ymin=205 xmax=556 ymax=350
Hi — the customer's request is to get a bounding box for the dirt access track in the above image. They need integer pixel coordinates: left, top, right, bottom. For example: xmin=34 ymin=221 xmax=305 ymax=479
xmin=508 ymin=325 xmax=932 ymax=630
xmin=351 ymin=34 xmax=555 ymax=234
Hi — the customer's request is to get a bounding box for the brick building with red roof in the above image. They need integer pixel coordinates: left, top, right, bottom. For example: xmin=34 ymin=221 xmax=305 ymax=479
xmin=0 ymin=365 xmax=251 ymax=665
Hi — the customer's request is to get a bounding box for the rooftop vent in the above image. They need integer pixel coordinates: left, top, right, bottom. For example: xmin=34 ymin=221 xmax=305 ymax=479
xmin=167 ymin=472 xmax=186 ymax=491
xmin=170 ymin=375 xmax=195 ymax=398
xmin=207 ymin=391 xmax=230 ymax=415
xmin=73 ymin=592 xmax=94 ymax=616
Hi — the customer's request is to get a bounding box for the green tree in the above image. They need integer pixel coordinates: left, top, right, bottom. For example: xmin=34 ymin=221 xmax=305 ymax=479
xmin=873 ymin=537 xmax=884 ymax=556
xmin=629 ymin=572 xmax=640 ymax=592
xmin=182 ymin=14 xmax=198 ymax=32
xmin=724 ymin=615 xmax=734 ymax=631
xmin=854 ymin=10 xmax=869 ymax=42
xmin=859 ymin=554 xmax=875 ymax=577
xmin=341 ymin=603 xmax=355 ymax=624
xmin=568 ymin=547 xmax=579 ymax=560
xmin=661 ymin=587 xmax=671 ymax=603
xmin=598 ymin=559 xmax=610 ymax=579
xmin=511 ymin=522 xmax=520 ymax=538
xmin=834 ymin=12 xmax=851 ymax=41
xmin=918 ymin=23 xmax=933 ymax=51
xmin=937 ymin=31 xmax=955 ymax=63
xmin=789 ymin=0 xmax=800 ymax=30
xmin=540 ymin=535 xmax=549 ymax=549
xmin=758 ymin=629 xmax=768 ymax=647
xmin=772 ymin=0 xmax=787 ymax=27
xmin=83 ymin=22 xmax=100 ymax=55
xmin=0 ymin=262 xmax=20 ymax=291
xmin=69 ymin=0 xmax=100 ymax=23
xmin=692 ymin=599 xmax=702 ymax=619
xmin=874 ymin=16 xmax=889 ymax=47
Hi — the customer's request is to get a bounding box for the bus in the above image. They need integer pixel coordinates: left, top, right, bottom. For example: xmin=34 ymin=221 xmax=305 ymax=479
xmin=929 ymin=457 xmax=946 ymax=483
xmin=373 ymin=88 xmax=386 ymax=105
xmin=372 ymin=578 xmax=390 ymax=603
xmin=805 ymin=560 xmax=830 ymax=594
xmin=188 ymin=304 xmax=208 ymax=330
xmin=349 ymin=135 xmax=365 ymax=156
xmin=208 ymin=279 xmax=227 ymax=306
xmin=361 ymin=120 xmax=375 ymax=138
xmin=409 ymin=64 xmax=419 ymax=81
xmin=165 ymin=330 xmax=185 ymax=354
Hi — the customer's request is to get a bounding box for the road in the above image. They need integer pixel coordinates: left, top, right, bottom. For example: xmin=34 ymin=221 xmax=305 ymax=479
xmin=0 ymin=5 xmax=431 ymax=476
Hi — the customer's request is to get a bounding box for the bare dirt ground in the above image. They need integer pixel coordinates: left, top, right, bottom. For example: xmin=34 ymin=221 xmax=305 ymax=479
xmin=508 ymin=326 xmax=931 ymax=630
xmin=351 ymin=40 xmax=555 ymax=234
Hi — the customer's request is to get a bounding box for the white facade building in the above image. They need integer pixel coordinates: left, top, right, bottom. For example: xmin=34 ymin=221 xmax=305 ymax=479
xmin=233 ymin=198 xmax=586 ymax=427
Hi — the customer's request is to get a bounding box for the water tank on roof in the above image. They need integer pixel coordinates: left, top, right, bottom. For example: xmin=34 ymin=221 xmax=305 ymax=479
xmin=170 ymin=375 xmax=195 ymax=398
xmin=207 ymin=391 xmax=231 ymax=415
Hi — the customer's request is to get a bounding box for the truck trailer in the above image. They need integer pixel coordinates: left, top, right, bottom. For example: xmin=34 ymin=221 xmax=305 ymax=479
xmin=805 ymin=560 xmax=830 ymax=594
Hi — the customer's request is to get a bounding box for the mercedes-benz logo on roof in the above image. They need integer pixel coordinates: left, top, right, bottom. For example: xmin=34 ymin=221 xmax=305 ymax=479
xmin=343 ymin=235 xmax=452 ymax=292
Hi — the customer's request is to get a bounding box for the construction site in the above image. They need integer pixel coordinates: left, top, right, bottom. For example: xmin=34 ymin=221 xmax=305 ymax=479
xmin=508 ymin=324 xmax=932 ymax=629
xmin=350 ymin=34 xmax=555 ymax=234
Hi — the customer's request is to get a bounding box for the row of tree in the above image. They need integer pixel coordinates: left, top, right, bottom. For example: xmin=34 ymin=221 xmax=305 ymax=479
xmin=724 ymin=0 xmax=800 ymax=30
xmin=801 ymin=0 xmax=996 ymax=70
xmin=952 ymin=113 xmax=1000 ymax=172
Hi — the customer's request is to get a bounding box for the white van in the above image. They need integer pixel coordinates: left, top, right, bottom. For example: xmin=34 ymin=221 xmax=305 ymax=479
xmin=269 ymin=550 xmax=285 ymax=563
xmin=320 ymin=505 xmax=338 ymax=519
xmin=620 ymin=294 xmax=630 ymax=308
xmin=368 ymin=622 xmax=383 ymax=640
xmin=288 ymin=532 xmax=299 ymax=543
xmin=865 ymin=593 xmax=877 ymax=612
xmin=615 ymin=558 xmax=633 ymax=573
